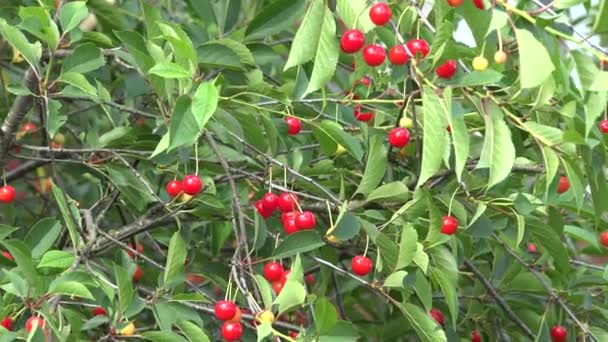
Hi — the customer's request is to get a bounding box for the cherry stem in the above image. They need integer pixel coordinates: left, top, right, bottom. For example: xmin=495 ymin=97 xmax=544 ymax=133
xmin=225 ymin=276 xmax=232 ymax=301
xmin=326 ymin=201 xmax=334 ymax=228
xmin=363 ymin=235 xmax=370 ymax=258
xmin=293 ymin=194 xmax=303 ymax=212
xmin=497 ymin=28 xmax=504 ymax=52
xmin=353 ymin=4 xmax=368 ymax=30
xmin=268 ymin=166 xmax=273 ymax=192
xmin=394 ymin=6 xmax=413 ymax=44
xmin=283 ymin=166 xmax=287 ymax=188
xmin=194 ymin=141 xmax=199 ymax=175
xmin=448 ymin=184 xmax=461 ymax=217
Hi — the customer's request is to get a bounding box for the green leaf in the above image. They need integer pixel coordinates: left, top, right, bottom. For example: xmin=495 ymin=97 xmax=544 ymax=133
xmin=356 ymin=133 xmax=388 ymax=195
xmin=418 ymin=86 xmax=450 ymax=187
xmin=1 ymin=240 xmax=38 ymax=284
xmin=584 ymin=92 xmax=608 ymax=138
xmin=313 ymin=120 xmax=364 ymax=161
xmin=284 ymin=0 xmax=323 ymax=70
xmin=441 ymin=87 xmax=469 ymax=182
xmin=515 ymin=211 xmax=526 ymax=248
xmin=254 ymin=275 xmax=274 ymax=309
xmin=148 ymin=62 xmax=192 ymax=79
xmin=256 ymin=323 xmax=273 ymax=342
xmin=273 ymin=231 xmax=325 ymax=259
xmin=175 ymin=321 xmax=211 ymax=342
xmin=60 ymin=1 xmax=89 ymax=33
xmin=304 ymin=4 xmax=339 ymax=95
xmin=156 ymin=22 xmax=198 ymax=74
xmin=413 ymin=243 xmax=429 ymax=274
xmin=361 ymin=219 xmax=398 ymax=271
xmin=273 ymin=254 xmax=306 ymax=314
xmin=367 ymin=182 xmax=409 ymax=203
xmin=336 ymin=0 xmax=375 ymax=33
xmin=104 ymin=165 xmax=157 ymax=212
xmin=590 ymin=72 xmax=608 ymax=92
xmin=198 ymin=40 xmax=256 ymax=70
xmin=331 ymin=212 xmax=361 ymax=241
xmin=318 ymin=321 xmax=360 ymax=341
xmin=163 ymin=232 xmax=187 ymax=289
xmin=564 ymin=225 xmax=600 ymax=249
xmin=430 ymin=268 xmax=458 ymax=329
xmin=396 ymin=303 xmax=447 ymax=342
xmin=18 ymin=7 xmax=60 ymax=50
xmin=169 ymin=96 xmax=200 ymax=151
xmin=383 ymin=270 xmax=408 ymax=288
xmin=572 ymin=50 xmax=599 ymax=93
xmin=314 ymin=297 xmax=338 ymax=333
xmin=515 ymin=29 xmax=555 ymax=88
xmin=51 ymin=182 xmax=81 ymax=249
xmin=396 ymin=224 xmax=418 ymax=270
xmin=593 ymin=0 xmax=608 ymax=33
xmin=114 ymin=264 xmax=134 ymax=315
xmin=46 ymin=99 xmax=66 ymax=139
xmin=541 ymin=147 xmax=559 ymax=195
xmin=522 ymin=121 xmax=563 ymax=147
xmin=142 ymin=331 xmax=188 ymax=342
xmin=191 ymin=82 xmax=219 ymax=130
xmin=560 ymin=156 xmax=586 ymax=209
xmin=37 ymin=250 xmax=74 ymax=269
xmin=0 ymin=225 xmax=18 ymax=240
xmin=246 ymin=0 xmax=307 ymax=39
xmin=62 ymin=43 xmax=106 ymax=74
xmin=49 ymin=280 xmax=94 ymax=299
xmin=58 ymin=72 xmax=97 ymax=96
xmin=24 ymin=218 xmax=61 ymax=259
xmin=529 ymin=222 xmax=569 ymax=271
xmin=458 ymin=70 xmax=504 ymax=87
xmin=477 ymin=101 xmax=515 ymax=188
xmin=0 ymin=18 xmax=42 ymax=71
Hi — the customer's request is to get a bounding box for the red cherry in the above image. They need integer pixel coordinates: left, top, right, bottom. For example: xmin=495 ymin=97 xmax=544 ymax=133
xmin=472 ymin=0 xmax=485 ymax=9
xmin=305 ymin=274 xmax=314 ymax=285
xmin=527 ymin=243 xmax=537 ymax=253
xmin=296 ymin=211 xmax=316 ymax=230
xmin=388 ymin=127 xmax=410 ymax=148
xmin=362 ymin=44 xmax=386 ymax=67
xmin=369 ymin=2 xmax=392 ymax=26
xmin=1 ymin=251 xmax=13 ymax=260
xmin=255 ymin=200 xmax=273 ymax=219
xmin=261 ymin=192 xmax=279 ymax=212
xmin=446 ymin=125 xmax=452 ymax=133
xmin=436 ymin=60 xmax=457 ymax=79
xmin=26 ymin=316 xmax=45 ymax=333
xmin=388 ymin=45 xmax=409 ymax=65
xmin=215 ymin=301 xmax=238 ymax=321
xmin=448 ymin=0 xmax=464 ymax=6
xmin=132 ymin=265 xmax=143 ymax=282
xmin=263 ymin=262 xmax=284 ymax=282
xmin=557 ymin=176 xmax=570 ymax=194
xmin=429 ymin=308 xmax=444 ymax=325
xmin=354 ymin=105 xmax=374 ymax=122
xmin=288 ymin=331 xmax=299 ymax=338
xmin=278 ymin=193 xmax=299 ymax=212
xmin=283 ymin=220 xmax=300 ymax=234
xmin=351 ymin=255 xmax=373 ymax=276
xmin=340 ymin=29 xmax=365 ymax=54
xmin=126 ymin=243 xmax=143 ymax=259
xmin=182 ymin=175 xmax=203 ymax=195
xmin=271 ymin=280 xmax=284 ymax=294
xmin=471 ymin=330 xmax=482 ymax=342
xmin=441 ymin=215 xmax=458 ymax=235
xmin=92 ymin=306 xmax=107 ymax=316
xmin=285 ymin=116 xmax=302 ymax=135
xmin=0 ymin=185 xmax=16 ymax=204
xmin=356 ymin=76 xmax=371 ymax=87
xmin=165 ymin=180 xmax=182 ymax=197
xmin=221 ymin=321 xmax=243 ymax=341
xmin=598 ymin=120 xmax=608 ymax=134
xmin=550 ymin=325 xmax=567 ymax=342
xmin=599 ymin=231 xmax=608 ymax=247
xmin=21 ymin=122 xmax=37 ymax=133
xmin=280 ymin=270 xmax=291 ymax=284
xmin=0 ymin=317 xmax=12 ymax=331
xmin=405 ymin=39 xmax=430 ymax=59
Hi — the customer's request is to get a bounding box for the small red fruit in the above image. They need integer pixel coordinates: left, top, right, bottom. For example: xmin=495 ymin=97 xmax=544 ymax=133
xmin=263 ymin=262 xmax=285 ymax=282
xmin=471 ymin=330 xmax=482 ymax=342
xmin=305 ymin=274 xmax=314 ymax=285
xmin=255 ymin=200 xmax=273 ymax=219
xmin=472 ymin=0 xmax=485 ymax=9
xmin=362 ymin=44 xmax=386 ymax=67
xmin=278 ymin=193 xmax=299 ymax=212
xmin=215 ymin=301 xmax=238 ymax=321
xmin=126 ymin=243 xmax=143 ymax=259
xmin=271 ymin=280 xmax=284 ymax=294
xmin=285 ymin=116 xmax=302 ymax=135
xmin=186 ymin=273 xmax=205 ymax=284
xmin=598 ymin=119 xmax=608 ymax=134
xmin=369 ymin=3 xmax=392 ymax=26
xmin=0 ymin=317 xmax=12 ymax=331
xmin=221 ymin=321 xmax=243 ymax=341
xmin=282 ymin=216 xmax=300 ymax=234
xmin=429 ymin=308 xmax=444 ymax=325
xmin=557 ymin=176 xmax=570 ymax=194
xmin=351 ymin=255 xmax=373 ymax=276
xmin=182 ymin=175 xmax=203 ymax=195
xmin=261 ymin=192 xmax=279 ymax=212
xmin=436 ymin=60 xmax=457 ymax=79
xmin=1 ymin=251 xmax=13 ymax=260
xmin=340 ymin=29 xmax=365 ymax=54
xmin=0 ymin=185 xmax=16 ymax=204
xmin=599 ymin=231 xmax=608 ymax=247
xmin=288 ymin=331 xmax=299 ymax=338
xmin=388 ymin=45 xmax=409 ymax=65
xmin=165 ymin=180 xmax=182 ymax=197
xmin=356 ymin=76 xmax=371 ymax=87
xmin=228 ymin=307 xmax=242 ymax=323
xmin=132 ymin=265 xmax=143 ymax=282
xmin=280 ymin=270 xmax=291 ymax=285
xmin=21 ymin=122 xmax=37 ymax=134
xmin=405 ymin=39 xmax=430 ymax=59
xmin=446 ymin=125 xmax=452 ymax=133
xmin=527 ymin=243 xmax=537 ymax=253
xmin=441 ymin=215 xmax=458 ymax=235
xmin=448 ymin=0 xmax=464 ymax=6
xmin=26 ymin=316 xmax=45 ymax=333
xmin=388 ymin=127 xmax=410 ymax=148
xmin=354 ymin=105 xmax=374 ymax=122
xmin=550 ymin=325 xmax=567 ymax=342
xmin=92 ymin=307 xmax=107 ymax=316
xmin=295 ymin=211 xmax=316 ymax=230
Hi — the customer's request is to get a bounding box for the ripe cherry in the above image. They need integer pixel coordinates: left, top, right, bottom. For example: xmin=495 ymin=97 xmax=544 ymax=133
xmin=472 ymin=0 xmax=485 ymax=9
xmin=405 ymin=39 xmax=430 ymax=59
xmin=362 ymin=45 xmax=386 ymax=66
xmin=92 ymin=307 xmax=107 ymax=316
xmin=1 ymin=251 xmax=13 ymax=260
xmin=0 ymin=317 xmax=12 ymax=331
xmin=264 ymin=262 xmax=284 ymax=282
xmin=340 ymin=29 xmax=365 ymax=54
xmin=550 ymin=325 xmax=567 ymax=342
xmin=280 ymin=270 xmax=291 ymax=284
xmin=388 ymin=45 xmax=409 ymax=65
xmin=26 ymin=316 xmax=45 ymax=333
xmin=132 ymin=265 xmax=143 ymax=282
xmin=21 ymin=122 xmax=37 ymax=134
xmin=0 ymin=185 xmax=16 ymax=204
xmin=305 ymin=274 xmax=314 ymax=285
xmin=215 ymin=301 xmax=238 ymax=321
xmin=285 ymin=116 xmax=302 ymax=135
xmin=261 ymin=192 xmax=279 ymax=212
xmin=295 ymin=211 xmax=316 ymax=230
xmin=527 ymin=243 xmax=537 ymax=253
xmin=281 ymin=212 xmax=300 ymax=234
xmin=182 ymin=175 xmax=203 ymax=195
xmin=278 ymin=193 xmax=299 ymax=212
xmin=436 ymin=60 xmax=457 ymax=79
xmin=471 ymin=330 xmax=482 ymax=342
xmin=354 ymin=105 xmax=374 ymax=122
xmin=369 ymin=2 xmax=392 ymax=26
xmin=448 ymin=0 xmax=464 ymax=6
xmin=351 ymin=255 xmax=373 ymax=276
xmin=165 ymin=180 xmax=182 ymax=197
xmin=126 ymin=243 xmax=143 ymax=259
xmin=441 ymin=215 xmax=458 ymax=235
xmin=221 ymin=321 xmax=243 ymax=342
xmin=598 ymin=119 xmax=608 ymax=134
xmin=228 ymin=307 xmax=242 ymax=323
xmin=557 ymin=176 xmax=570 ymax=194
xmin=599 ymin=231 xmax=608 ymax=247
xmin=429 ymin=308 xmax=445 ymax=325
xmin=271 ymin=280 xmax=284 ymax=294
xmin=388 ymin=127 xmax=410 ymax=148
xmin=255 ymin=200 xmax=273 ymax=218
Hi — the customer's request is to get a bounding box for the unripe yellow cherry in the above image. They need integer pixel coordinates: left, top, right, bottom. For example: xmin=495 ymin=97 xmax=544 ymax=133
xmin=335 ymin=144 xmax=347 ymax=155
xmin=399 ymin=117 xmax=413 ymax=129
xmin=256 ymin=310 xmax=275 ymax=324
xmin=120 ymin=322 xmax=136 ymax=336
xmin=472 ymin=56 xmax=488 ymax=71
xmin=494 ymin=50 xmax=508 ymax=64
xmin=326 ymin=234 xmax=339 ymax=244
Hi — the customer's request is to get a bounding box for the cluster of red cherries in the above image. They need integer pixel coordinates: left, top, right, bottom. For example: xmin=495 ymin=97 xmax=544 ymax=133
xmin=165 ymin=174 xmax=204 ymax=198
xmin=263 ymin=261 xmax=314 ymax=295
xmin=213 ymin=300 xmax=243 ymax=341
xmin=254 ymin=192 xmax=317 ymax=234
xmin=0 ymin=315 xmax=46 ymax=335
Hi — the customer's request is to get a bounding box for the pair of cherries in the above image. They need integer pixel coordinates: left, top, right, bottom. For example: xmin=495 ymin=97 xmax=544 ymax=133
xmin=263 ymin=262 xmax=314 ymax=294
xmin=165 ymin=175 xmax=203 ymax=197
xmin=255 ymin=192 xmax=317 ymax=234
xmin=214 ymin=301 xmax=243 ymax=341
